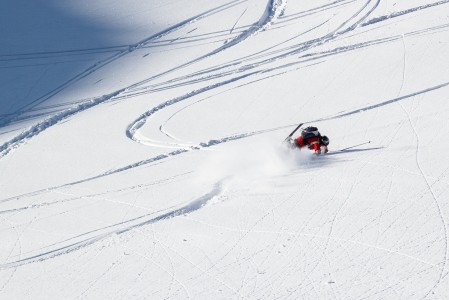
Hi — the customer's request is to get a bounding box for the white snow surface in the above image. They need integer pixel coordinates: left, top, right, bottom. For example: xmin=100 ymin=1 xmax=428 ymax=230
xmin=1 ymin=0 xmax=449 ymax=298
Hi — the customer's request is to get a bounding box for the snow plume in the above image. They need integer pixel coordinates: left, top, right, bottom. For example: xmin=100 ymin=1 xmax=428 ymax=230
xmin=196 ymin=136 xmax=313 ymax=188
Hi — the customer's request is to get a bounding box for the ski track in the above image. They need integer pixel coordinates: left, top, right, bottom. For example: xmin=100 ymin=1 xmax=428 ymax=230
xmin=140 ymin=14 xmax=448 ymax=104
xmin=398 ymin=99 xmax=449 ymax=296
xmin=361 ymin=0 xmax=449 ymax=27
xmin=0 ymin=182 xmax=223 ymax=270
xmin=0 ymin=0 xmax=284 ymax=158
xmin=230 ymin=7 xmax=248 ymax=34
xmin=0 ymin=89 xmax=123 ymax=157
xmin=0 ymin=13 xmax=189 ymax=127
xmin=129 ymin=76 xmax=449 ymax=170
xmin=0 ymin=0 xmax=382 ymax=158
xmin=183 ymin=215 xmax=440 ymax=285
xmin=139 ymin=228 xmax=244 ymax=298
xmin=0 ymin=45 xmax=130 ymax=61
xmin=126 ymin=0 xmax=379 ymax=148
xmin=125 ymin=72 xmax=258 ymax=148
xmin=124 ymin=0 xmax=372 ymax=97
xmin=123 ymin=0 xmax=288 ymax=93
xmin=1 ymin=77 xmax=447 ymax=206
xmin=0 ymin=0 xmax=246 ymax=158
xmin=1 ymin=2 xmax=448 ymax=288
xmin=0 ymin=172 xmax=192 ymax=215
xmin=134 ymin=3 xmax=446 ymax=98
xmin=0 ymin=0 xmax=434 ymax=159
xmin=0 ymin=214 xmax=22 ymax=293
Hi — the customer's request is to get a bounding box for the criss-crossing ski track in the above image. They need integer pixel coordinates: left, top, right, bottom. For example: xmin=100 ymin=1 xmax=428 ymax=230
xmin=3 ymin=0 xmax=449 ymax=158
xmin=1 ymin=0 xmax=449 ymax=297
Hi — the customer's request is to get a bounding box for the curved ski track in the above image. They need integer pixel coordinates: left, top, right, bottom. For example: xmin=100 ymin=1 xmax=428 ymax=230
xmin=2 ymin=0 xmax=449 ymax=273
xmin=0 ymin=0 xmax=248 ymax=157
xmin=127 ymin=0 xmax=380 ymax=148
xmin=0 ymin=0 xmax=377 ymax=157
xmin=3 ymin=0 xmax=449 ymax=204
xmin=2 ymin=0 xmax=447 ymax=158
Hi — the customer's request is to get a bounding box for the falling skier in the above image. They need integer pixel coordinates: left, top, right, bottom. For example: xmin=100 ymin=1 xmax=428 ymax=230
xmin=288 ymin=126 xmax=329 ymax=154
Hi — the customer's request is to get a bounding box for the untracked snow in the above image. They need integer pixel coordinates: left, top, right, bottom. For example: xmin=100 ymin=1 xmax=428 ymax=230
xmin=1 ymin=0 xmax=449 ymax=299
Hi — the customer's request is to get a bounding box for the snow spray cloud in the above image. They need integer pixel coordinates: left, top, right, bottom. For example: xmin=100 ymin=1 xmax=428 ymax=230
xmin=196 ymin=136 xmax=314 ymax=188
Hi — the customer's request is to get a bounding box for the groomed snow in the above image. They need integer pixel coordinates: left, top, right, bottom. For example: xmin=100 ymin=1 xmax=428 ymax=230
xmin=1 ymin=0 xmax=449 ymax=298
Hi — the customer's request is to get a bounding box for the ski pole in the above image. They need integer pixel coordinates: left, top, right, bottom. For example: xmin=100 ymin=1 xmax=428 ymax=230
xmin=339 ymin=141 xmax=371 ymax=151
xmin=283 ymin=122 xmax=304 ymax=142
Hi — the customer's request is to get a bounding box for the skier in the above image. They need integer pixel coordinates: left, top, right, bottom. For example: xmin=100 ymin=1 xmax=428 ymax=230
xmin=290 ymin=126 xmax=329 ymax=154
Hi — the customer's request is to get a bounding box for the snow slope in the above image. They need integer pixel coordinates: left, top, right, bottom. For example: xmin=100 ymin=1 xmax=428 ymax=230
xmin=1 ymin=0 xmax=449 ymax=298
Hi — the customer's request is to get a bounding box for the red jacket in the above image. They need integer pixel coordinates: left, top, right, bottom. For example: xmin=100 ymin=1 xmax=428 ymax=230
xmin=296 ymin=136 xmax=320 ymax=150
xmin=296 ymin=136 xmax=328 ymax=153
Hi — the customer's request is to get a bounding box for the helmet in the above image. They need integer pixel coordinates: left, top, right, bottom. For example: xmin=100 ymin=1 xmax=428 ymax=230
xmin=301 ymin=126 xmax=319 ymax=138
xmin=321 ymin=135 xmax=329 ymax=146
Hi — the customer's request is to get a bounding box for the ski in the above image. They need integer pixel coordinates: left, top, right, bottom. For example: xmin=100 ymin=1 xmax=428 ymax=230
xmin=339 ymin=141 xmax=371 ymax=151
xmin=326 ymin=141 xmax=372 ymax=155
xmin=283 ymin=122 xmax=304 ymax=142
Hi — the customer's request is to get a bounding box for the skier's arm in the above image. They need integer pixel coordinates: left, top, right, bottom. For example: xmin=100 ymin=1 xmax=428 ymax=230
xmin=296 ymin=136 xmax=304 ymax=147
